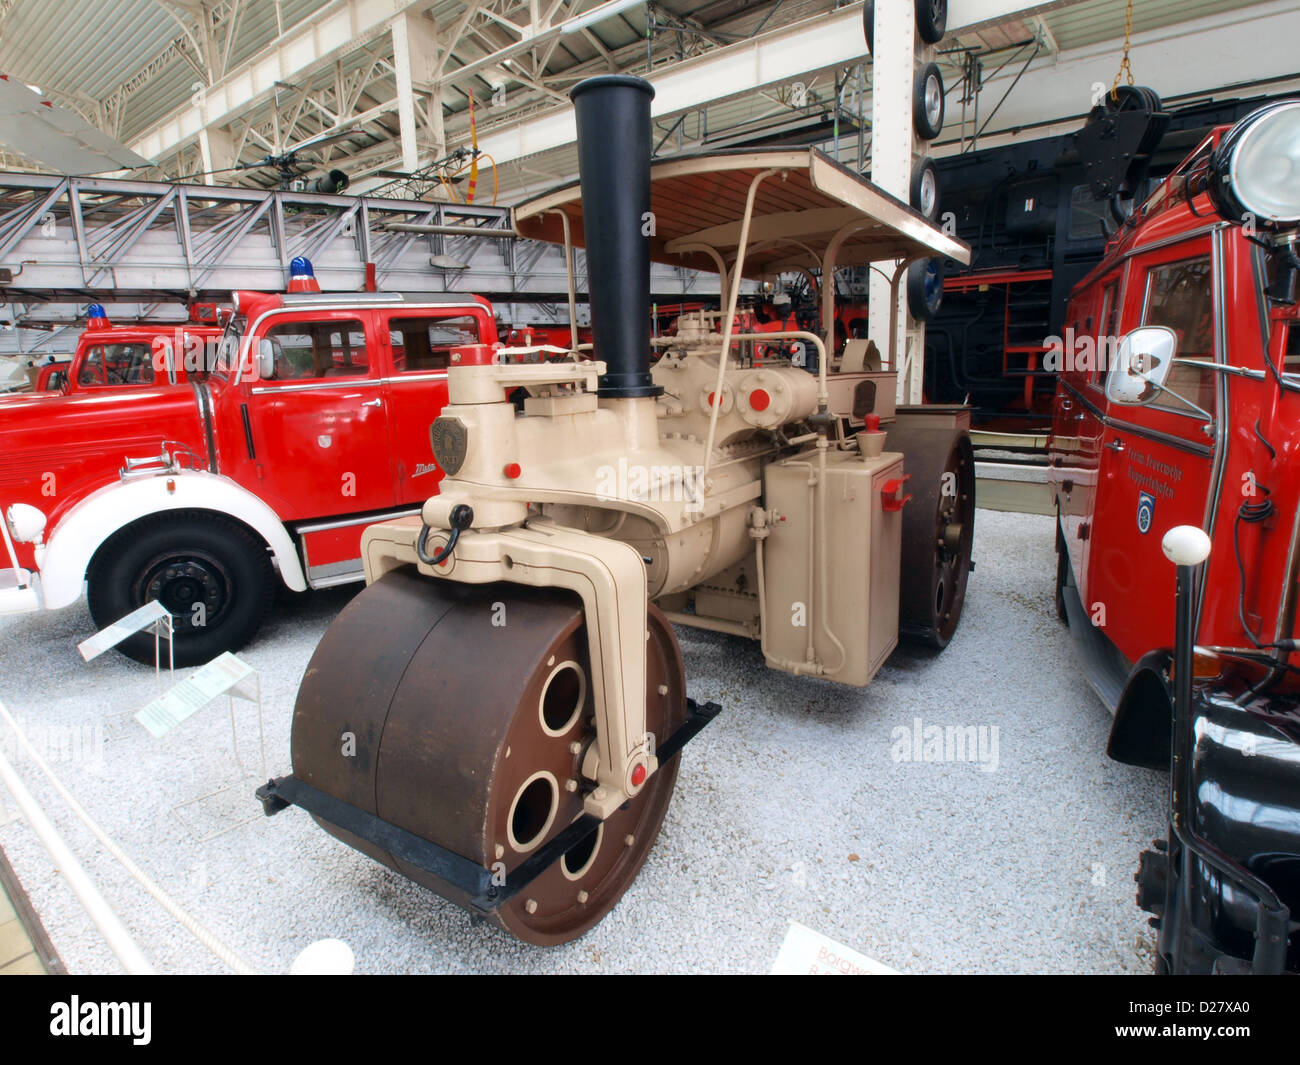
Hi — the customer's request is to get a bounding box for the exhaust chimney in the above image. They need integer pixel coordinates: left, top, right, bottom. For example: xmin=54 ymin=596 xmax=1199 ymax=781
xmin=569 ymin=75 xmax=661 ymax=398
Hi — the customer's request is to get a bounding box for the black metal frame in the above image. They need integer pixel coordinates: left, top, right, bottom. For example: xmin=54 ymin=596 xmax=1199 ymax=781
xmin=1155 ymin=562 xmax=1291 ymax=972
xmin=256 ymin=697 xmax=721 ymax=913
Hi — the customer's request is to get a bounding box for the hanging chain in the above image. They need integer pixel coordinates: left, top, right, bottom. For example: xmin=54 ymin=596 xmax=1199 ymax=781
xmin=1110 ymin=0 xmax=1136 ymax=99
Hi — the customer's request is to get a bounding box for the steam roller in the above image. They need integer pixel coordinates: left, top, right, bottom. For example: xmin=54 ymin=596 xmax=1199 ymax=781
xmin=259 ymin=74 xmax=975 ymax=945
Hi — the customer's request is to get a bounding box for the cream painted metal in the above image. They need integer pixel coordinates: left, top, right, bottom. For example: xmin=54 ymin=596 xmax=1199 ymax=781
xmin=363 ymin=146 xmax=971 ymax=817
xmin=868 ymin=0 xmax=926 ymax=407
xmin=515 ymin=148 xmax=969 ymax=271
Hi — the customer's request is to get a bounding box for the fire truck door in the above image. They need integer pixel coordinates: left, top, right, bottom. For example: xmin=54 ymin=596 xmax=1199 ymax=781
xmin=1053 ymin=272 xmax=1121 ymax=606
xmin=1089 ymin=239 xmax=1218 ymax=661
xmin=381 ymin=310 xmax=482 ymax=503
xmin=243 ymin=314 xmax=396 ymax=520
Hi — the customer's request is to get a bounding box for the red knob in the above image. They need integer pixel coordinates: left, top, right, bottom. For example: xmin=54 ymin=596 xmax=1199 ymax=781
xmin=503 ymin=462 xmax=522 ymax=479
xmin=631 ymin=763 xmax=647 ymax=787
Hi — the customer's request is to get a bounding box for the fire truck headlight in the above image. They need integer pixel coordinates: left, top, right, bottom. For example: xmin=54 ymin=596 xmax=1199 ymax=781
xmin=5 ymin=503 xmax=47 ymax=543
xmin=1212 ymin=100 xmax=1300 ymax=226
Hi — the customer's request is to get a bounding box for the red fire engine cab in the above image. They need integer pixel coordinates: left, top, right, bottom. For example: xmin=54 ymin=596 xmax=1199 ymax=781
xmin=0 ymin=257 xmax=498 ymax=665
xmin=1049 ymin=100 xmax=1300 ymax=973
xmin=0 ymin=303 xmax=223 ymax=395
xmin=47 ymin=303 xmax=225 ymax=393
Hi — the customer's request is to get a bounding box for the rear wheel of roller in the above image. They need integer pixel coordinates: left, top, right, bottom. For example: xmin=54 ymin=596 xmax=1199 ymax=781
xmin=291 ymin=567 xmax=686 ymax=945
xmin=885 ymin=425 xmax=975 ymax=649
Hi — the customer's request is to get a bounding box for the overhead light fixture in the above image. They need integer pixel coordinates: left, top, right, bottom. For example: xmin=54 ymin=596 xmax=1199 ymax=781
xmin=311 ymin=169 xmax=350 ymax=195
xmin=430 ymin=254 xmax=469 ymax=270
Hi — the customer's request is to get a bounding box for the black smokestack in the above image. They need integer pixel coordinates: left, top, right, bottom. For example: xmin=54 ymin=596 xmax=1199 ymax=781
xmin=569 ymin=74 xmax=661 ymax=398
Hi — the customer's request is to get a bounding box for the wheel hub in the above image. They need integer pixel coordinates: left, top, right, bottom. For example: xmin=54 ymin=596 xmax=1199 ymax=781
xmin=140 ymin=554 xmax=229 ymax=631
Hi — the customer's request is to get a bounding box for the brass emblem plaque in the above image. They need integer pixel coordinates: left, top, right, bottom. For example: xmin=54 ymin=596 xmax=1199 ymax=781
xmin=429 ymin=416 xmax=468 ymax=475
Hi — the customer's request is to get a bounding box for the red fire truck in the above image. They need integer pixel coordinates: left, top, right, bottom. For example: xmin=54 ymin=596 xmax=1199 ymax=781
xmin=53 ymin=304 xmax=225 ymax=393
xmin=1049 ymin=101 xmax=1300 ymax=973
xmin=0 ymin=258 xmax=498 ymax=665
xmin=1 ymin=304 xmax=225 ymax=395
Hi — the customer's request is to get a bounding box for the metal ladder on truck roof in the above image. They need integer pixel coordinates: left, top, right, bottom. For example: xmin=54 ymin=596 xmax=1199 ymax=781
xmin=0 ymin=172 xmax=724 ymax=354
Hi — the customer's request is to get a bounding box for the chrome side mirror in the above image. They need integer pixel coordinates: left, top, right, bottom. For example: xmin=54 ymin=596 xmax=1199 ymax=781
xmin=257 ymin=339 xmax=276 ymax=381
xmin=1106 ymin=326 xmax=1178 ymax=406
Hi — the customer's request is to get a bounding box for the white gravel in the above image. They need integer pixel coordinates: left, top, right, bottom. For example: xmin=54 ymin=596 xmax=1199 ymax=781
xmin=0 ymin=509 xmax=1165 ymax=974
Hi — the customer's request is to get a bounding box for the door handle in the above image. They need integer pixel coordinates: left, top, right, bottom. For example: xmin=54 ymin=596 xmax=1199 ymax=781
xmin=1105 ymin=438 xmax=1126 ymax=452
xmin=361 ymin=398 xmax=383 ymax=408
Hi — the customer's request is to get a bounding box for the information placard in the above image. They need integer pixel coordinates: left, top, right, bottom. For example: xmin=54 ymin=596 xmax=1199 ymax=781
xmin=134 ymin=653 xmax=256 ymax=739
xmin=77 ymin=600 xmax=169 ymax=662
xmin=770 ymin=920 xmax=898 ymax=975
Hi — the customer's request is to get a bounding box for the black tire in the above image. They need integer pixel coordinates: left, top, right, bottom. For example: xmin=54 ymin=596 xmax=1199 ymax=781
xmin=911 ymin=156 xmax=940 ymax=221
xmin=865 ymin=0 xmax=946 ymax=51
xmin=87 ymin=512 xmax=275 ymax=666
xmin=917 ymin=0 xmax=946 ymax=44
xmin=913 ymin=62 xmax=945 ymax=140
xmin=1055 ymin=519 xmax=1070 ymax=623
xmin=907 ymin=257 xmax=944 ymax=320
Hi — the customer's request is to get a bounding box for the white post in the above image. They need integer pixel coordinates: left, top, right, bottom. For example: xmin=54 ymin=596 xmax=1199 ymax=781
xmin=868 ymin=0 xmax=924 ymax=404
xmin=392 ymin=13 xmax=421 ymax=175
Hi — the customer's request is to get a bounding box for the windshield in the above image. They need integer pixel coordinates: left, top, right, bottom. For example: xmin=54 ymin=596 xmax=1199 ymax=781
xmin=1254 ymin=243 xmax=1300 ymax=378
xmin=212 ymin=313 xmax=247 ymax=380
xmin=77 ymin=343 xmax=156 ymax=387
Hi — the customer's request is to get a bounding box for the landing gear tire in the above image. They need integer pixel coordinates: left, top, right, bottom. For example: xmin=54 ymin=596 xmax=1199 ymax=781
xmin=864 ymin=0 xmax=946 ymax=51
xmin=87 ymin=512 xmax=274 ymax=666
xmin=907 ymin=257 xmax=945 ymax=321
xmin=910 ymin=156 xmax=940 ymax=222
xmin=916 ymin=0 xmax=947 ymax=44
xmin=913 ymin=62 xmax=945 ymax=141
xmin=886 ymin=427 xmax=975 ymax=649
xmin=290 ymin=568 xmax=687 ymax=945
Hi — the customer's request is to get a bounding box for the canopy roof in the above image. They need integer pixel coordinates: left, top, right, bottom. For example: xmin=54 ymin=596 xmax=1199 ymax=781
xmin=513 ymin=147 xmax=970 ymax=279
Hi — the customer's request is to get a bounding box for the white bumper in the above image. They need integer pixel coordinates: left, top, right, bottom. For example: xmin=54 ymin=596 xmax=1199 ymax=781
xmin=0 ymin=567 xmax=40 ymax=614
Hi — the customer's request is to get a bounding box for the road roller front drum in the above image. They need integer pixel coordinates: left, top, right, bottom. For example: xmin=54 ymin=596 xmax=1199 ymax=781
xmin=271 ymin=566 xmax=699 ymax=945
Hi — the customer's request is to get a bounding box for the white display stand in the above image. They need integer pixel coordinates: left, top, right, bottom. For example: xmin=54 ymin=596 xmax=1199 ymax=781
xmin=133 ymin=652 xmax=267 ymax=843
xmin=78 ymin=600 xmax=175 ymax=690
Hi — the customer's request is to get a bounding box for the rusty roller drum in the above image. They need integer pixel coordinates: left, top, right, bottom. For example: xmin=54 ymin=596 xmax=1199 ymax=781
xmin=291 ymin=566 xmax=685 ymax=945
xmin=885 ymin=424 xmax=975 ymax=649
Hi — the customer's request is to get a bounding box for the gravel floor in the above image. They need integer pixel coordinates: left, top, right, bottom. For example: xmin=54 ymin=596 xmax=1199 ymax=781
xmin=0 ymin=509 xmax=1164 ymax=974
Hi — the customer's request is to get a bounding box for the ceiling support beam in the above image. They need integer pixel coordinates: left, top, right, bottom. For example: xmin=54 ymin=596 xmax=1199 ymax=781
xmin=472 ymin=2 xmax=1096 ymax=169
xmin=131 ymin=0 xmax=427 ymax=162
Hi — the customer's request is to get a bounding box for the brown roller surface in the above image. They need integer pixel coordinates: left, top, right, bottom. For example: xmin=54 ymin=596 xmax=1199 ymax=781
xmin=291 ymin=566 xmax=686 ymax=944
